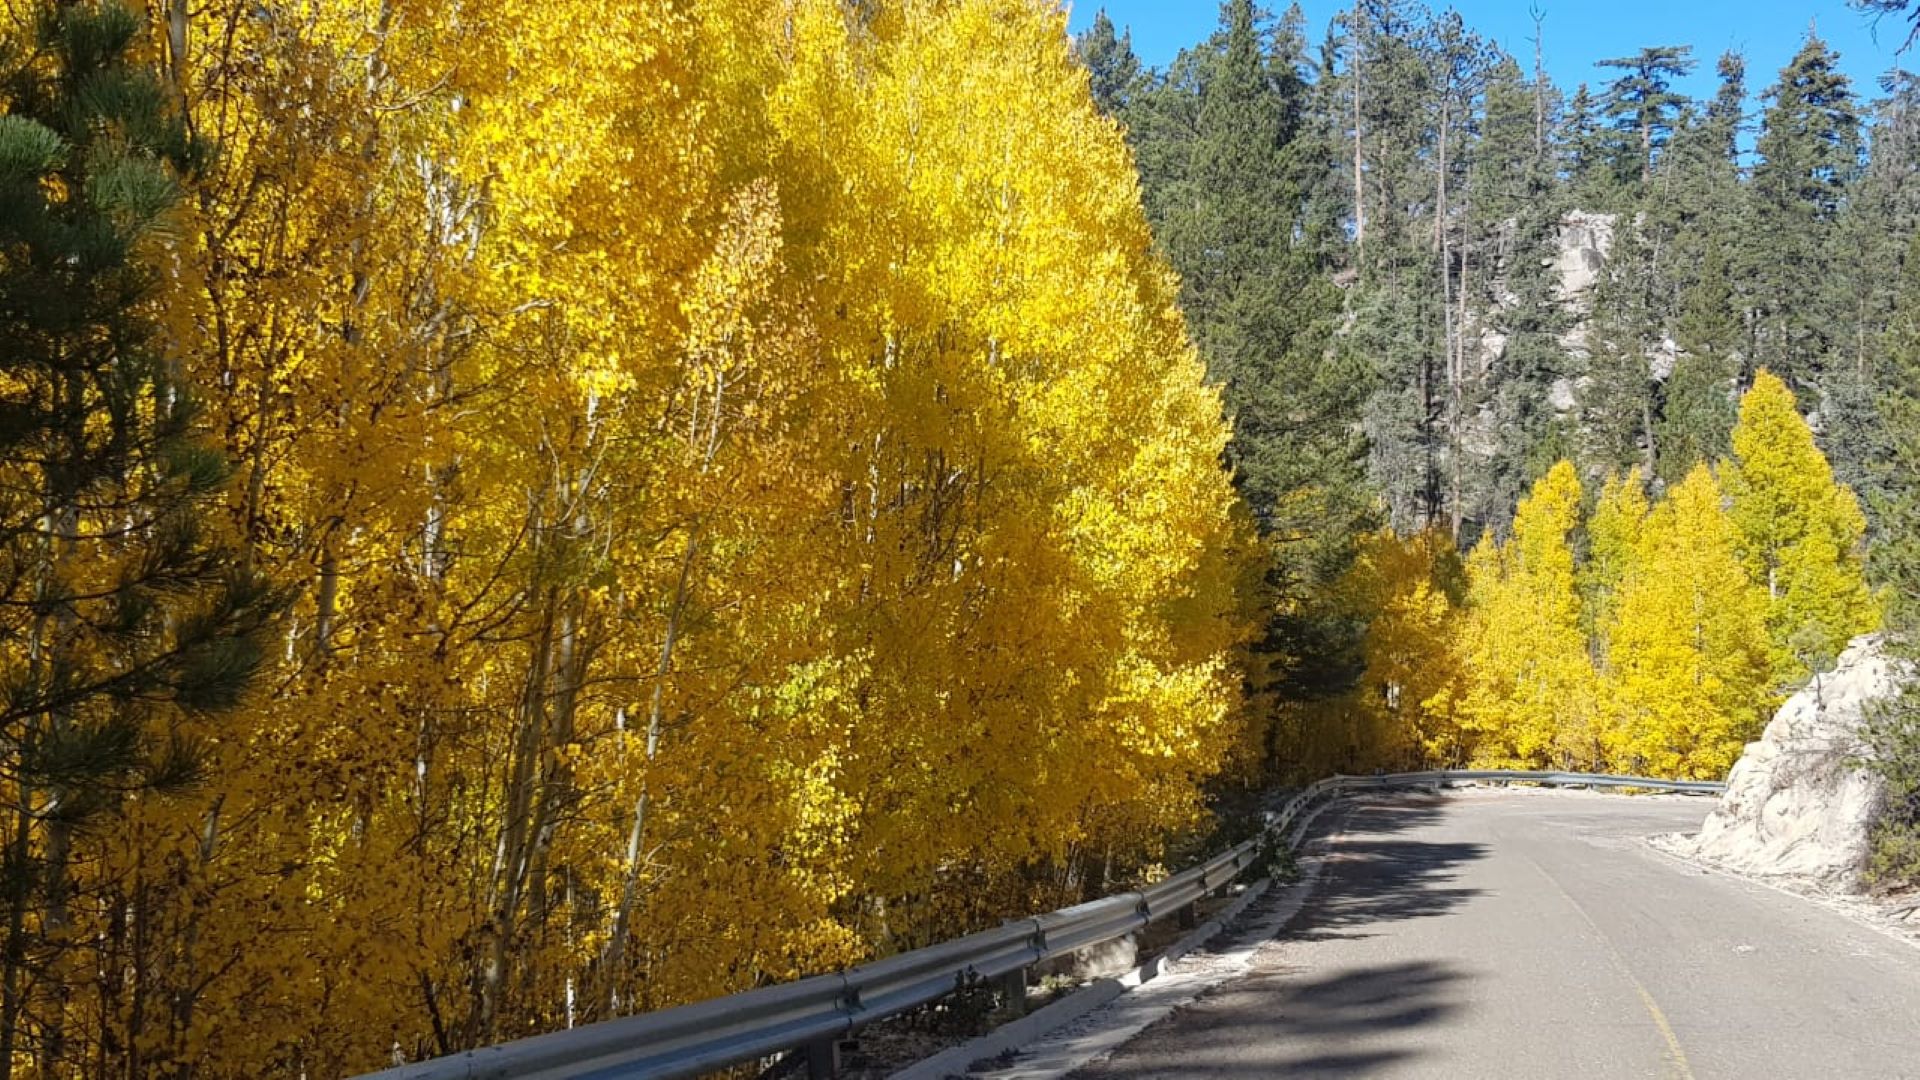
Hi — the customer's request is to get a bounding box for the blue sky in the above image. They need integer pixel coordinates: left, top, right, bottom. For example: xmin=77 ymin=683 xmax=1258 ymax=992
xmin=1065 ymin=1 xmax=1916 ymax=108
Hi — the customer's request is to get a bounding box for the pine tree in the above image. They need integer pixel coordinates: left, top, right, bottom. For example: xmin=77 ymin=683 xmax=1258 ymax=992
xmin=1602 ymin=54 xmax=1743 ymax=491
xmin=1340 ymin=0 xmax=1438 ymax=271
xmin=0 ymin=4 xmax=281 ymax=1070
xmin=1341 ymin=0 xmax=1449 ymax=533
xmin=1660 ymin=237 xmax=1741 ymax=481
xmin=1852 ymin=0 xmax=1920 ymax=53
xmin=1563 ymin=82 xmax=1629 ymax=208
xmin=1824 ymin=73 xmax=1920 ymax=503
xmin=1595 ymin=46 xmax=1696 ymax=185
xmin=1132 ymin=0 xmax=1372 ymax=718
xmin=1865 ymin=229 xmax=1920 ymax=885
xmin=1651 ymin=53 xmax=1744 ymax=304
xmin=1076 ymin=10 xmax=1143 ymax=117
xmin=1745 ymin=33 xmax=1862 ymax=388
xmin=1425 ymin=13 xmax=1497 ymax=540
xmin=1180 ymin=0 xmax=1301 ymax=352
xmin=1298 ymin=21 xmax=1355 ymax=260
xmin=1707 ymin=50 xmax=1748 ymax=161
xmin=1125 ymin=42 xmax=1207 ymax=230
xmin=1581 ymin=223 xmax=1662 ymax=478
xmin=1468 ymin=57 xmax=1571 ymax=533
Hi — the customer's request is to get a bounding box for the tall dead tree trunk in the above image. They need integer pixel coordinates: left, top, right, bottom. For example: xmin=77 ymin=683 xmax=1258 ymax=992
xmin=1351 ymin=0 xmax=1366 ymax=256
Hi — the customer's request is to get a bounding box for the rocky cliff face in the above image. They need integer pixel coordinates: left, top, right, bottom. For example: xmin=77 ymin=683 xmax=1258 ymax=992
xmin=1677 ymin=636 xmax=1900 ymax=893
xmin=1552 ymin=210 xmax=1615 ymax=310
xmin=1531 ymin=210 xmax=1679 ymax=413
xmin=1546 ymin=211 xmax=1614 ymax=417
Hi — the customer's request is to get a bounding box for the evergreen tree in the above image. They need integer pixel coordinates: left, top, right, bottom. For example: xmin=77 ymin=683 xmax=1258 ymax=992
xmin=1595 ymin=46 xmax=1697 ymax=185
xmin=1127 ymin=0 xmax=1373 ymax=725
xmin=1852 ymin=0 xmax=1920 ymax=52
xmin=1076 ymin=10 xmax=1143 ymax=117
xmin=1659 ymin=237 xmax=1741 ymax=481
xmin=1563 ymin=82 xmax=1629 ymax=208
xmin=1825 ymin=73 xmax=1920 ymax=502
xmin=1652 ymin=54 xmax=1745 ymax=299
xmin=1745 ymin=33 xmax=1862 ymax=388
xmin=1172 ymin=0 xmax=1363 ymax=538
xmin=1581 ymin=224 xmax=1663 ymax=478
xmin=1342 ymin=0 xmax=1447 ymax=532
xmin=1298 ymin=24 xmax=1356 ymax=259
xmin=1125 ymin=44 xmax=1207 ymax=230
xmin=1425 ymin=13 xmax=1497 ymax=540
xmin=1340 ymin=0 xmax=1437 ymax=269
xmin=1707 ymin=50 xmax=1748 ymax=161
xmin=1614 ymin=52 xmax=1744 ymax=487
xmin=0 ymin=3 xmax=281 ymax=1069
xmin=1468 ymin=57 xmax=1571 ymax=532
xmin=1866 ymin=230 xmax=1920 ymax=885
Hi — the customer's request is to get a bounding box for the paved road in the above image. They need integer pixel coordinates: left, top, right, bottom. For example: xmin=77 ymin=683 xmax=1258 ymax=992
xmin=1071 ymin=790 xmax=1920 ymax=1080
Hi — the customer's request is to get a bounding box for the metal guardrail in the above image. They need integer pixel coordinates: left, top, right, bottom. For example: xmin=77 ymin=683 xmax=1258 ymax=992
xmin=358 ymin=769 xmax=1722 ymax=1080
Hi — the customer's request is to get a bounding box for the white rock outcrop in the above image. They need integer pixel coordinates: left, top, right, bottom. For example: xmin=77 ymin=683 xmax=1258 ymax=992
xmin=1552 ymin=211 xmax=1615 ymax=306
xmin=1678 ymin=635 xmax=1900 ymax=893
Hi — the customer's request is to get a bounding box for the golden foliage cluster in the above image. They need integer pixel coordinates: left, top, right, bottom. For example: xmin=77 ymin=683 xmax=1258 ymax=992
xmin=0 ymin=1 xmax=1262 ymax=1074
xmin=1297 ymin=373 xmax=1878 ymax=782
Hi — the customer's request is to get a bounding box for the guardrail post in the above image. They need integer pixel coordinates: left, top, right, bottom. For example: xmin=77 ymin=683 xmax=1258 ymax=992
xmin=806 ymin=1037 xmax=840 ymax=1080
xmin=998 ymin=968 xmax=1028 ymax=1018
xmin=1178 ymin=901 xmax=1198 ymax=929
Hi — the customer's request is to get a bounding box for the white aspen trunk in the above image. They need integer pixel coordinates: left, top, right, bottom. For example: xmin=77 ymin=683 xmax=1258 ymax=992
xmin=476 ymin=598 xmax=556 ymax=1043
xmin=602 ymin=365 xmax=726 ymax=1014
xmin=601 ymin=529 xmax=697 ymax=1015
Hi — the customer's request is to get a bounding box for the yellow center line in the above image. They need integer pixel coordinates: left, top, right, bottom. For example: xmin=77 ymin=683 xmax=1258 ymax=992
xmin=1523 ymin=852 xmax=1696 ymax=1080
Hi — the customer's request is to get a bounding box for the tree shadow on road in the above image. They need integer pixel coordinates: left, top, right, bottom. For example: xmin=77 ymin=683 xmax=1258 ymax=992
xmin=1069 ymin=959 xmax=1466 ymax=1079
xmin=1283 ymin=796 xmax=1485 ymax=943
xmin=1065 ymin=797 xmax=1484 ymax=1078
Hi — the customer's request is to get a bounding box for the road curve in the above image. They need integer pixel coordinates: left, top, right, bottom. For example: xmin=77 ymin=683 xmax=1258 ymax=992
xmin=1070 ymin=790 xmax=1920 ymax=1080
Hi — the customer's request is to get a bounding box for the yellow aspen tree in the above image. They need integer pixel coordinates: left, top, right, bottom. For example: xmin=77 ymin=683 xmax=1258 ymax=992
xmin=1723 ymin=371 xmax=1878 ymax=683
xmin=1605 ymin=465 xmax=1774 ymax=777
xmin=116 ymin=0 xmax=853 ymax=1069
xmin=1315 ymin=530 xmax=1468 ymax=771
xmin=766 ymin=0 xmax=1252 ymax=940
xmin=1573 ymin=469 xmax=1651 ymax=764
xmin=95 ymin=0 xmax=493 ymax=1070
xmin=422 ymin=0 xmax=903 ymax=1045
xmin=1582 ymin=468 xmax=1650 ymax=657
xmin=1458 ymin=462 xmax=1606 ymax=768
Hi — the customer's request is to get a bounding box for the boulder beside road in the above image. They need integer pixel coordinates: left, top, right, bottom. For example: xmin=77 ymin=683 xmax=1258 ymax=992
xmin=1678 ymin=635 xmax=1899 ymax=893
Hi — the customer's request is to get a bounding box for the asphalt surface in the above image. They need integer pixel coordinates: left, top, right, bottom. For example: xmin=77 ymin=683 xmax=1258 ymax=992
xmin=1070 ymin=790 xmax=1920 ymax=1080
